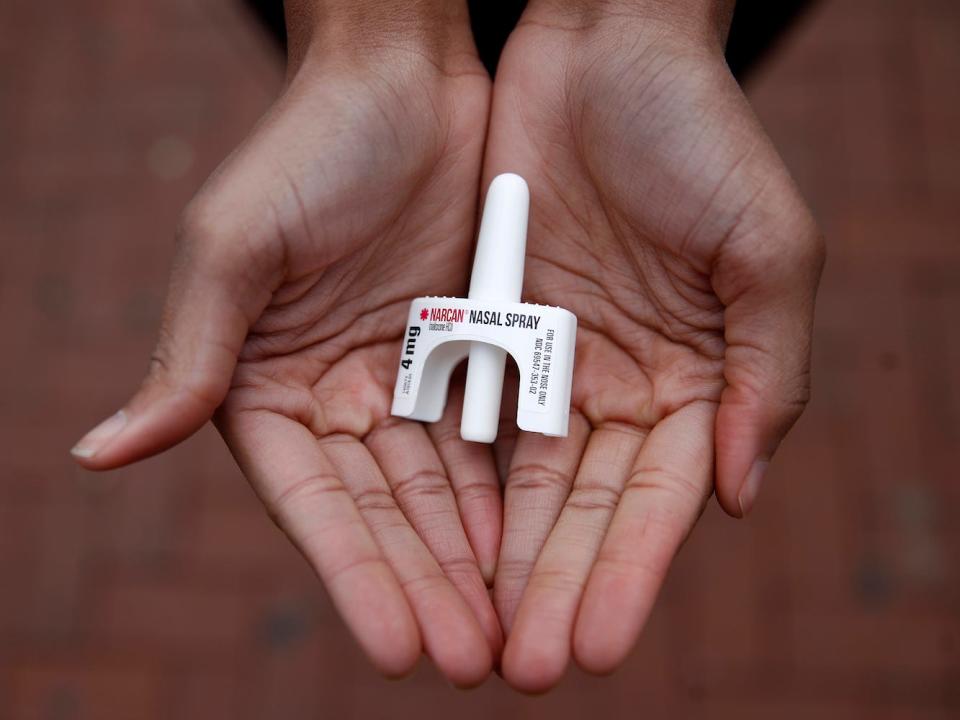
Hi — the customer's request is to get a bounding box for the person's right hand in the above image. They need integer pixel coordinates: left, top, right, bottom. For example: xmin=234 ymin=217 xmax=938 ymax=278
xmin=70 ymin=4 xmax=503 ymax=686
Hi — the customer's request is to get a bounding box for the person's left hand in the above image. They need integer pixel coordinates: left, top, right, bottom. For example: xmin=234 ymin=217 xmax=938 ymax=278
xmin=482 ymin=1 xmax=824 ymax=692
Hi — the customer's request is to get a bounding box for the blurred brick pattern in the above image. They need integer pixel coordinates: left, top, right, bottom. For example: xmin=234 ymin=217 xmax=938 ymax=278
xmin=1 ymin=0 xmax=958 ymax=717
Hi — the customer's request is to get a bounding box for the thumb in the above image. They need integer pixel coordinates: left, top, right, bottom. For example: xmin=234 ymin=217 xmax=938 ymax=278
xmin=71 ymin=206 xmax=277 ymax=470
xmin=712 ymin=196 xmax=825 ymax=518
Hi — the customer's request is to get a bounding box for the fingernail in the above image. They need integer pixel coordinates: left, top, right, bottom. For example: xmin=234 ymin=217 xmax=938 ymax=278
xmin=71 ymin=410 xmax=127 ymax=459
xmin=737 ymin=459 xmax=768 ymax=517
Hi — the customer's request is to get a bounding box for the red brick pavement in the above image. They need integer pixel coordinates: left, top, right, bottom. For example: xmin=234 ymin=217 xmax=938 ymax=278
xmin=1 ymin=0 xmax=958 ymax=717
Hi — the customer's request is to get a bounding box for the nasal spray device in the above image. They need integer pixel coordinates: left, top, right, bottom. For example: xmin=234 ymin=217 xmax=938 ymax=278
xmin=390 ymin=174 xmax=578 ymax=442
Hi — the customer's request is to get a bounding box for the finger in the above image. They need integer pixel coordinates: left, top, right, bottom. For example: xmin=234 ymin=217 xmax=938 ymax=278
xmin=713 ymin=206 xmax=825 ymax=517
xmin=501 ymin=424 xmax=645 ymax=693
xmin=217 ymin=410 xmax=421 ymax=678
xmin=71 ymin=208 xmax=277 ymax=469
xmin=426 ymin=370 xmax=502 ymax=585
xmin=492 ymin=367 xmax=520 ymax=481
xmin=573 ymin=401 xmax=714 ymax=674
xmin=364 ymin=418 xmax=499 ymax=677
xmin=495 ymin=413 xmax=591 ymax=635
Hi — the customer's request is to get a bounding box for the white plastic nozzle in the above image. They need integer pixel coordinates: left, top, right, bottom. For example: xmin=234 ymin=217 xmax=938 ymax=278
xmin=460 ymin=173 xmax=529 ymax=442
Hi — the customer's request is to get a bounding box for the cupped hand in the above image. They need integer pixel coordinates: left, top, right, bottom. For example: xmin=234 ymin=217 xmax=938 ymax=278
xmin=71 ymin=37 xmax=504 ymax=686
xmin=483 ymin=7 xmax=824 ymax=692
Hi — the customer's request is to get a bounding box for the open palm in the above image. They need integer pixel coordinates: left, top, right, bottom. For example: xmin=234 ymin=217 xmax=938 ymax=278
xmin=72 ymin=7 xmax=825 ymax=693
xmin=484 ymin=21 xmax=824 ymax=691
xmin=72 ymin=52 xmax=503 ymax=686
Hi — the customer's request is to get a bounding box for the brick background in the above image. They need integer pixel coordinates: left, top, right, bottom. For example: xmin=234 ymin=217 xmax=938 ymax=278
xmin=1 ymin=0 xmax=957 ymax=717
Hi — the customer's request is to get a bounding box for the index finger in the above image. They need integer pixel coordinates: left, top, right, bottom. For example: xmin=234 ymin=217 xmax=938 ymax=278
xmin=217 ymin=409 xmax=421 ymax=678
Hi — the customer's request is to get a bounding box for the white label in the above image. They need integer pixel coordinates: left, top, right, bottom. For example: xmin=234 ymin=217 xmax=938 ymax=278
xmin=391 ymin=297 xmax=577 ymax=437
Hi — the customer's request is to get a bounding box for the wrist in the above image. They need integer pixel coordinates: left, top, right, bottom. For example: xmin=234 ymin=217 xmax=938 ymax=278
xmin=285 ymin=0 xmax=480 ymax=78
xmin=521 ymin=0 xmax=735 ymax=51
